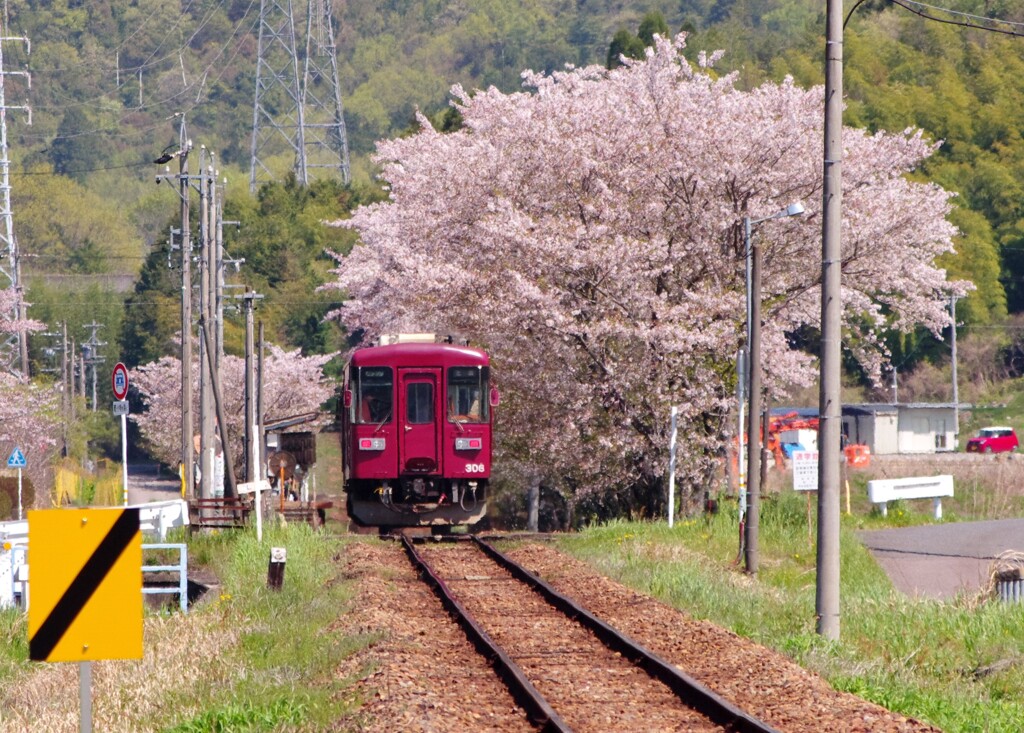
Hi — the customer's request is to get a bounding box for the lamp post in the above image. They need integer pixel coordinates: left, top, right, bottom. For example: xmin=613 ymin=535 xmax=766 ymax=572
xmin=743 ymin=202 xmax=804 ymax=575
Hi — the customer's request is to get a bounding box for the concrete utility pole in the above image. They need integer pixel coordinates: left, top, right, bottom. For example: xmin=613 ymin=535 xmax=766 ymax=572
xmin=258 ymin=321 xmax=266 ymax=481
xmin=817 ymin=0 xmax=844 ymax=641
xmin=240 ymin=290 xmax=264 ymax=483
xmin=199 ymin=147 xmax=216 ymax=500
xmin=950 ymin=295 xmax=959 ymax=448
xmin=743 ymin=202 xmax=804 ymax=575
xmin=745 ymin=229 xmax=763 ymax=575
xmin=199 ymin=318 xmax=237 ymax=499
xmin=177 ymin=125 xmax=195 ymax=499
xmin=62 ymin=323 xmax=69 ymax=455
xmin=155 ymin=116 xmax=195 ymax=497
xmin=81 ymin=322 xmax=106 ymax=412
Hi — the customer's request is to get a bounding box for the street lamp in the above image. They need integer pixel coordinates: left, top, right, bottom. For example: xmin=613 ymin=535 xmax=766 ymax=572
xmin=743 ymin=202 xmax=805 ymax=575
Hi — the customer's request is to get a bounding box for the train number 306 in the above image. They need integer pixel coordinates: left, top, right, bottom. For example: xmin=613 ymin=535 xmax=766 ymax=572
xmin=464 ymin=463 xmax=486 ymax=473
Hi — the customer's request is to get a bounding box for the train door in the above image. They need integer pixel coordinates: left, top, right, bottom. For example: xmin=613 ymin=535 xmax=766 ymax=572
xmin=398 ymin=368 xmax=441 ymax=474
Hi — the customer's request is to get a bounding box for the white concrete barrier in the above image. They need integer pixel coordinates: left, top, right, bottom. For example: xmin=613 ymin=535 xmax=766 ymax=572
xmin=867 ymin=475 xmax=954 ymax=520
xmin=132 ymin=498 xmax=190 ymax=540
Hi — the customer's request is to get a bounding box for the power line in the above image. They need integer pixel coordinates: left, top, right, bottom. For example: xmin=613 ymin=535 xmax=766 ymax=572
xmin=14 ymin=0 xmax=258 ymax=126
xmin=847 ymin=0 xmax=1024 ymax=35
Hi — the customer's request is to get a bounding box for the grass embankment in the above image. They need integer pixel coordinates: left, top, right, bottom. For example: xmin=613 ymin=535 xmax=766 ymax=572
xmin=3 ymin=467 xmax=1022 ymax=731
xmin=556 ymin=493 xmax=1024 ymax=733
xmin=0 ymin=526 xmax=367 ymax=732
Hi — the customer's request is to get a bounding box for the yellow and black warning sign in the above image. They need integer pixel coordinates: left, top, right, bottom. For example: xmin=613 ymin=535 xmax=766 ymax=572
xmin=27 ymin=508 xmax=143 ymax=663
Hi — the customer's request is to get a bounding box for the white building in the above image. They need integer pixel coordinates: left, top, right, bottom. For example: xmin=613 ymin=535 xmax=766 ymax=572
xmin=842 ymin=403 xmax=959 ymax=455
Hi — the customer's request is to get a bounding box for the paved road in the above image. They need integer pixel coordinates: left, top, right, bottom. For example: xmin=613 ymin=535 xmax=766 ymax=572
xmin=859 ymin=519 xmax=1024 ymax=600
xmin=127 ymin=462 xmax=182 ymax=504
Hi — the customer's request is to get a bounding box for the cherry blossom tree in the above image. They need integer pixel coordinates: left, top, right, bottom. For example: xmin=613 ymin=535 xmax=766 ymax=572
xmin=0 ymin=285 xmax=58 ymax=516
xmin=0 ymin=373 xmax=61 ymax=516
xmin=325 ymin=36 xmax=970 ymax=518
xmin=130 ymin=345 xmax=337 ymax=476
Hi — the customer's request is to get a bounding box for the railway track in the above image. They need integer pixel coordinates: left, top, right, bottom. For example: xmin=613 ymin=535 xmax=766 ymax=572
xmin=402 ymin=535 xmax=780 ymax=733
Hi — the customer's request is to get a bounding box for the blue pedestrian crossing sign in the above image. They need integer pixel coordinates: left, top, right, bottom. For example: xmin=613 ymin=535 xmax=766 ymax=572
xmin=7 ymin=447 xmax=26 ymax=468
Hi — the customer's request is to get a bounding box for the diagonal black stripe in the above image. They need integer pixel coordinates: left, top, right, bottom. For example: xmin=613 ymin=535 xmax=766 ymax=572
xmin=30 ymin=509 xmax=140 ymax=661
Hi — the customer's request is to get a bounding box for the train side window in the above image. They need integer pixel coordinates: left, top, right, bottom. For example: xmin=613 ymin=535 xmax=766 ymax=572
xmin=406 ymin=383 xmax=434 ymax=424
xmin=447 ymin=366 xmax=489 ymax=423
xmin=355 ymin=367 xmax=393 ymax=424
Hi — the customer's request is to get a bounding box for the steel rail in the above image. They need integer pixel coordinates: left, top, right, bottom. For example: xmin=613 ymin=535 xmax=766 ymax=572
xmin=472 ymin=536 xmax=782 ymax=733
xmin=399 ymin=535 xmax=573 ymax=733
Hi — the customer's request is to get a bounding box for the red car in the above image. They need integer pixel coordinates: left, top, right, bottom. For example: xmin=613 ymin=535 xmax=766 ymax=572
xmin=966 ymin=427 xmax=1019 ymax=454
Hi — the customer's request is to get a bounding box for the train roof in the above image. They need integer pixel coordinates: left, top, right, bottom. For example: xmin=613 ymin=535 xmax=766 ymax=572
xmin=349 ymin=342 xmax=489 ymax=368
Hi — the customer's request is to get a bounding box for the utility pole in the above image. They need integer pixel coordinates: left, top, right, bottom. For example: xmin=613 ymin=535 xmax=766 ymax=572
xmin=745 ymin=232 xmax=763 ymax=575
xmin=155 ymin=117 xmax=195 ymax=498
xmin=240 ymin=290 xmax=264 ymax=483
xmin=198 ymin=146 xmax=216 ymax=500
xmin=817 ymin=0 xmax=844 ymax=641
xmin=0 ymin=24 xmax=30 ymax=377
xmin=81 ymin=322 xmax=106 ymax=412
xmin=950 ymin=295 xmax=959 ymax=448
xmin=258 ymin=321 xmax=266 ymax=482
xmin=62 ymin=323 xmax=69 ymax=454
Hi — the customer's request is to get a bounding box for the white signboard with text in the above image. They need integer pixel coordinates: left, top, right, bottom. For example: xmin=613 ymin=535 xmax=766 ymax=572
xmin=792 ymin=450 xmax=819 ymax=492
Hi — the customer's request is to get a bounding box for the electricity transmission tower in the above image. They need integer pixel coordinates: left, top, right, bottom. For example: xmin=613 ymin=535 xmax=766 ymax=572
xmin=301 ymin=0 xmax=350 ymax=184
xmin=0 ymin=19 xmax=30 ymax=377
xmin=249 ymin=0 xmax=350 ymax=193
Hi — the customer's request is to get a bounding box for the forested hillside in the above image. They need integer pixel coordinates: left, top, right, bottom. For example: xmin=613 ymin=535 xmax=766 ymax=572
xmin=3 ymin=0 xmax=1024 ymax=380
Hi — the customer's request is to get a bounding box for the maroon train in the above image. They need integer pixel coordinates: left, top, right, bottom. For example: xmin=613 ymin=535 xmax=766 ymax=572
xmin=340 ymin=336 xmax=497 ymax=528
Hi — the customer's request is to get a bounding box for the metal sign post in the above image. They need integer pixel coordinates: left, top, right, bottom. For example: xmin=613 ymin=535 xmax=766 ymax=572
xmin=7 ymin=447 xmax=26 ymax=519
xmin=112 ymin=363 xmax=130 ymax=506
xmin=28 ymin=508 xmax=143 ymax=732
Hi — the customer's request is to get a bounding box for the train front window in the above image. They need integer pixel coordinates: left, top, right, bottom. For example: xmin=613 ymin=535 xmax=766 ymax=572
xmin=406 ymin=383 xmax=434 ymax=424
xmin=354 ymin=367 xmax=393 ymax=424
xmin=448 ymin=366 xmax=489 ymax=423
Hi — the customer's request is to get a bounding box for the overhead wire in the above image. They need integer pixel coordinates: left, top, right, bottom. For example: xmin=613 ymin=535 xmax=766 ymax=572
xmin=846 ymin=0 xmax=1024 ymax=36
xmin=15 ymin=0 xmax=258 ymax=138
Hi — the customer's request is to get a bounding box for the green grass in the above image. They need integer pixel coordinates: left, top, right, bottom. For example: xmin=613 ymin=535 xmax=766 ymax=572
xmin=556 ymin=493 xmax=1024 ymax=732
xmin=0 ymin=606 xmax=28 ymax=682
xmin=0 ymin=524 xmax=368 ymax=731
xmin=161 ymin=526 xmax=364 ymax=732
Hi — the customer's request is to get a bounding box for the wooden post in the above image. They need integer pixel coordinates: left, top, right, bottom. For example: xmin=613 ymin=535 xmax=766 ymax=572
xmin=267 ymin=547 xmax=286 ymax=590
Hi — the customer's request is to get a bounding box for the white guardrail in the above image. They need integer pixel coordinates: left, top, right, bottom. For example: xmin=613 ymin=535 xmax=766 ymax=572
xmin=867 ymin=475 xmax=954 ymax=520
xmin=0 ymin=499 xmax=190 ymax=611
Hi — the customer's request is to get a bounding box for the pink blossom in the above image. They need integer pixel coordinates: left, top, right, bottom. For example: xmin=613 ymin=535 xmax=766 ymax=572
xmin=324 ymin=38 xmax=969 ymax=511
xmin=130 ymin=346 xmax=337 ymax=475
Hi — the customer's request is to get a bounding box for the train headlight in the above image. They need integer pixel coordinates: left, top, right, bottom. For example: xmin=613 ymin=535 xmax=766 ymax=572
xmin=455 ymin=437 xmax=482 ymax=451
xmin=358 ymin=437 xmax=385 ymax=451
